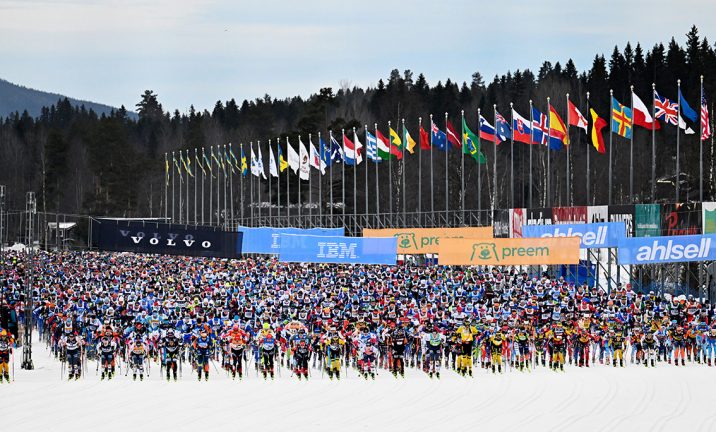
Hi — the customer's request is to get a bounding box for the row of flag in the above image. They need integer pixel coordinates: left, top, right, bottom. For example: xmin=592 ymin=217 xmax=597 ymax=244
xmin=165 ymin=80 xmax=712 ymax=183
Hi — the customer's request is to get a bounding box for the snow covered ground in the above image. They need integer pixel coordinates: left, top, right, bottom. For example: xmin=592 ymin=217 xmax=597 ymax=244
xmin=3 ymin=334 xmax=716 ymax=432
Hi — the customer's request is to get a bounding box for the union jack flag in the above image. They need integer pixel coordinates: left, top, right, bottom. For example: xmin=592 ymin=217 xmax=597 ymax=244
xmin=654 ymin=91 xmax=679 ymax=126
xmin=702 ymin=89 xmax=712 ymax=141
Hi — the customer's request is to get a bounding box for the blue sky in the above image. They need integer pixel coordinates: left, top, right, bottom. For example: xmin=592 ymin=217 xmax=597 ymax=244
xmin=0 ymin=0 xmax=714 ymax=112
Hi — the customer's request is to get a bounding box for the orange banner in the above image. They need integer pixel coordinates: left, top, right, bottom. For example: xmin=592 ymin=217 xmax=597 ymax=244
xmin=437 ymin=237 xmax=580 ymax=265
xmin=362 ymin=227 xmax=493 ymax=254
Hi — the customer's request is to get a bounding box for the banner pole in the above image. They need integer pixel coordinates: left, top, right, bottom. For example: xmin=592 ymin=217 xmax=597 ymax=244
xmin=510 ymin=104 xmax=515 ymax=208
xmin=430 ymin=115 xmax=434 ymax=223
xmin=364 ymin=125 xmax=369 ymax=225
xmin=676 ymin=79 xmax=681 ymax=203
xmin=566 ymin=93 xmax=570 ymax=206
xmin=444 ymin=113 xmax=449 ymax=225
xmin=477 ymin=109 xmax=482 ymax=224
xmin=352 ymin=127 xmax=358 ymax=235
xmin=609 ymin=90 xmax=613 ymax=205
xmin=546 ymin=98 xmax=551 ymax=208
xmin=375 ymin=123 xmax=380 ymax=226
xmin=630 ymin=86 xmax=634 ymax=202
xmin=528 ymin=101 xmax=533 ymax=209
xmin=418 ymin=117 xmax=423 ymax=224
xmin=402 ymin=118 xmax=407 ymax=225
xmin=461 ymin=110 xmax=465 ymax=222
xmin=586 ymin=93 xmax=591 ymax=205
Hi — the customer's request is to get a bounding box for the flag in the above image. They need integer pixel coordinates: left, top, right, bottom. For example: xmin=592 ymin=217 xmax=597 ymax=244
xmin=186 ymin=150 xmax=194 ymax=177
xmin=257 ymin=144 xmax=266 ymax=179
xmin=319 ymin=137 xmax=332 ymax=168
xmin=173 ymin=153 xmax=183 ymax=182
xmin=548 ymin=106 xmax=568 ymax=150
xmin=229 ymin=145 xmax=240 ymax=170
xmin=430 ymin=122 xmax=448 ymax=151
xmin=277 ymin=143 xmax=288 ymax=173
xmin=310 ymin=140 xmax=326 ymax=174
xmin=269 ymin=145 xmax=278 ymax=178
xmin=180 ymin=150 xmax=188 ymax=173
xmin=377 ymin=129 xmax=401 ymax=159
xmin=197 ymin=150 xmax=206 ymax=176
xmin=654 ymin=91 xmax=679 ymax=126
xmin=165 ymin=156 xmax=169 ymax=186
xmin=512 ymin=109 xmax=532 ymax=144
xmin=589 ymin=108 xmax=607 ymax=154
xmin=223 ymin=147 xmax=234 ymax=175
xmin=611 ymin=97 xmax=633 ymax=139
xmin=446 ymin=120 xmax=461 ymax=148
xmin=250 ymin=145 xmax=259 ymax=177
xmin=495 ymin=112 xmax=511 ymax=143
xmin=567 ymin=99 xmax=588 ymax=132
xmin=298 ymin=138 xmax=310 ymax=180
xmin=462 ymin=117 xmax=486 ymax=163
xmin=403 ymin=126 xmax=416 ymax=154
xmin=702 ymin=87 xmax=712 ymax=141
xmin=202 ymin=151 xmax=212 ymax=174
xmin=286 ymin=140 xmax=300 ymax=173
xmin=531 ymin=107 xmax=549 ymax=145
xmin=632 ymin=92 xmax=660 ymax=130
xmin=478 ymin=115 xmax=496 ymax=142
xmin=679 ymin=88 xmax=697 ymax=122
xmin=330 ymin=136 xmax=344 ymax=163
xmin=365 ymin=131 xmax=381 ymax=162
xmin=343 ymin=134 xmax=362 ymax=166
xmin=211 ymin=147 xmax=221 ymax=173
xmin=680 ymin=114 xmax=696 ymax=134
xmin=240 ymin=145 xmax=248 ymax=176
xmin=419 ymin=125 xmax=430 ymax=150
xmin=389 ymin=127 xmax=402 ymax=149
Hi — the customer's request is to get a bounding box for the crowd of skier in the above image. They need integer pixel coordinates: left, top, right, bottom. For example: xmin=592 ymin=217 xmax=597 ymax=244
xmin=1 ymin=250 xmax=716 ymax=383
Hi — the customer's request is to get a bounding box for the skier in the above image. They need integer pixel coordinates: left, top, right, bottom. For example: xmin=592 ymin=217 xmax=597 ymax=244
xmin=60 ymin=332 xmax=84 ymax=380
xmin=225 ymin=325 xmax=249 ymax=379
xmin=421 ymin=323 xmax=445 ymax=378
xmin=291 ymin=327 xmax=311 ymax=379
xmin=128 ymin=333 xmax=148 ymax=381
xmin=161 ymin=329 xmax=182 ymax=381
xmin=0 ymin=329 xmax=14 ymax=382
xmin=455 ymin=318 xmax=477 ymax=376
xmin=193 ymin=328 xmax=213 ymax=381
xmin=96 ymin=326 xmax=118 ymax=379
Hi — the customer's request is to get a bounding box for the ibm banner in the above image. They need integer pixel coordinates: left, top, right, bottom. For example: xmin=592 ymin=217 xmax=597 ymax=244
xmin=362 ymin=227 xmax=493 ymax=254
xmin=279 ymin=235 xmax=397 ymax=265
xmin=92 ymin=220 xmax=243 ymax=258
xmin=437 ymin=237 xmax=580 ymax=266
xmin=617 ymin=234 xmax=716 ymax=264
xmin=238 ymin=226 xmax=344 ymax=254
xmin=521 ymin=222 xmax=626 ymax=249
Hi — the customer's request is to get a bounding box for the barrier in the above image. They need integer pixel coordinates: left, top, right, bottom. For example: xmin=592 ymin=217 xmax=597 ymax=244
xmin=437 ymin=237 xmax=580 ymax=265
xmin=237 ymin=226 xmax=343 ymax=254
xmin=278 ymin=234 xmax=397 ymax=265
xmin=521 ymin=222 xmax=626 ymax=249
xmin=617 ymin=234 xmax=716 ymax=264
xmin=362 ymin=227 xmax=493 ymax=254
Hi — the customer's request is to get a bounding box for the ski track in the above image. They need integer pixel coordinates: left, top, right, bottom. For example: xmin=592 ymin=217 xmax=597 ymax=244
xmin=4 ymin=338 xmax=716 ymax=431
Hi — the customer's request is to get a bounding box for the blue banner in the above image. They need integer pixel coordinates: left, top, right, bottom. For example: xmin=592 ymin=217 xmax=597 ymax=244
xmin=617 ymin=234 xmax=716 ymax=264
xmin=237 ymin=226 xmax=344 ymax=254
xmin=278 ymin=235 xmax=397 ymax=264
xmin=521 ymin=222 xmax=626 ymax=249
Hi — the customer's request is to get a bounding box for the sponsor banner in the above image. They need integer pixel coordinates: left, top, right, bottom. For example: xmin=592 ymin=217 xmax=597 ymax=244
xmin=92 ymin=220 xmax=242 ymax=258
xmin=552 ymin=206 xmax=587 ymax=224
xmin=608 ymin=205 xmax=635 ymax=237
xmin=278 ymin=235 xmax=397 ymax=264
xmin=588 ymin=205 xmax=608 ymax=224
xmin=238 ymin=226 xmax=344 ymax=254
xmin=510 ymin=208 xmax=526 ymax=238
xmin=526 ymin=208 xmax=552 ymax=226
xmin=493 ymin=209 xmax=510 ymax=238
xmin=437 ymin=237 xmax=580 ymax=266
xmin=661 ymin=203 xmax=702 ymax=236
xmin=635 ymin=204 xmax=661 ymax=237
xmin=618 ymin=234 xmax=716 ymax=264
xmin=703 ymin=202 xmax=716 ymax=234
xmin=362 ymin=227 xmax=493 ymax=254
xmin=522 ymin=222 xmax=626 ymax=249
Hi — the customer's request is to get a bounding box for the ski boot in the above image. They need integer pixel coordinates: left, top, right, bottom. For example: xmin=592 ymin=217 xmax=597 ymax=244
xmin=101 ymin=372 xmax=106 ymax=380
xmin=468 ymin=368 xmax=473 ymax=377
xmin=133 ymin=373 xmax=137 ymax=381
xmin=682 ymin=358 xmax=686 ymax=366
xmin=140 ymin=374 xmax=144 ymax=381
xmin=205 ymin=370 xmax=209 ymax=381
xmin=335 ymin=371 xmax=340 ymax=380
xmin=174 ymin=371 xmax=178 ymax=381
xmin=435 ymin=372 xmax=440 ymax=379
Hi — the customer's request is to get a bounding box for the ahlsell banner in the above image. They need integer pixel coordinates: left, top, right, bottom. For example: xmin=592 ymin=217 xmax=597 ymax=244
xmin=92 ymin=220 xmax=242 ymax=258
xmin=437 ymin=237 xmax=580 ymax=266
xmin=279 ymin=235 xmax=397 ymax=265
xmin=521 ymin=222 xmax=626 ymax=249
xmin=618 ymin=234 xmax=716 ymax=264
xmin=362 ymin=227 xmax=493 ymax=254
xmin=238 ymin=226 xmax=344 ymax=254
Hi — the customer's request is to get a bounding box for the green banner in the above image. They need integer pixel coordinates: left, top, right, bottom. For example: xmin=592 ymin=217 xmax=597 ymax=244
xmin=635 ymin=204 xmax=661 ymax=237
xmin=704 ymin=202 xmax=716 ymax=234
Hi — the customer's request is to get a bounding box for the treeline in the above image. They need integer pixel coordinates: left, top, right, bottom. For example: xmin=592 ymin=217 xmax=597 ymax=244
xmin=1 ymin=26 xmax=715 ymax=219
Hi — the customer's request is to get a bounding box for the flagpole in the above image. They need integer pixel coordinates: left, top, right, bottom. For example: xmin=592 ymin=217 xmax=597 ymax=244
xmin=186 ymin=149 xmax=190 ymax=224
xmin=164 ymin=152 xmax=168 ymax=221
xmin=201 ymin=148 xmax=206 ymax=225
xmin=363 ymin=125 xmax=369 ymax=223
xmin=676 ymin=79 xmax=681 ymax=203
xmin=477 ymin=109 xmax=482 ymax=222
xmin=388 ymin=121 xmax=394 ymax=223
xmin=193 ymin=148 xmax=197 ymax=224
xmin=285 ymin=137 xmax=290 ymax=221
xmin=309 ymin=134 xmax=315 ymax=225
xmin=250 ymin=143 xmax=254 ymax=224
xmin=223 ymin=145 xmax=227 ymax=227
xmin=268 ymin=140 xmax=274 ymax=222
xmin=461 ymin=110 xmax=466 ymax=221
xmin=700 ymin=75 xmax=704 ymax=202
xmin=401 ymin=118 xmax=406 ymax=224
xmin=257 ymin=141 xmax=262 ymax=225
xmin=566 ymin=94 xmax=571 ymax=206
xmin=630 ymin=86 xmax=634 ymax=202
xmin=226 ymin=146 xmax=232 ymax=228
xmin=171 ymin=151 xmax=175 ymax=222
xmin=318 ymin=132 xmax=323 ymax=226
xmin=430 ymin=115 xmax=434 ymax=219
xmin=586 ymin=93 xmax=591 ymax=205
xmin=239 ymin=144 xmax=244 ymax=225
xmin=297 ymin=135 xmax=302 ymax=224
xmin=352 ymin=127 xmax=358 ymax=234
xmin=443 ymin=113 xmax=449 ymax=223
xmin=374 ymin=123 xmax=380 ymax=221
xmin=493 ymin=105 xmax=498 ymax=210
xmin=215 ymin=145 xmax=221 ymax=226
xmin=276 ymin=138 xmax=281 ymax=224
xmin=329 ymin=131 xmax=334 ymax=224
xmin=609 ymin=90 xmax=613 ymax=205
xmin=652 ymin=84 xmax=657 ymax=201
xmin=509 ymin=104 xmax=515 ymax=208
xmin=418 ymin=117 xmax=423 ymax=219
xmin=546 ymin=98 xmax=551 ymax=208
xmin=209 ymin=148 xmax=213 ymax=225
xmin=342 ymin=129 xmax=346 ymax=225
xmin=528 ymin=101 xmax=533 ymax=208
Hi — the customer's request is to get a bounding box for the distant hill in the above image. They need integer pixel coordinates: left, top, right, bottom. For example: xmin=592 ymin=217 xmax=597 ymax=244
xmin=0 ymin=78 xmax=136 ymax=119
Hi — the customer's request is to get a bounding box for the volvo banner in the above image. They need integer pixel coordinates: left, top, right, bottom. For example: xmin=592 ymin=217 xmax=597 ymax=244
xmin=92 ymin=219 xmax=243 ymax=258
xmin=278 ymin=235 xmax=397 ymax=265
xmin=617 ymin=234 xmax=716 ymax=264
xmin=237 ymin=226 xmax=344 ymax=254
xmin=521 ymin=222 xmax=626 ymax=249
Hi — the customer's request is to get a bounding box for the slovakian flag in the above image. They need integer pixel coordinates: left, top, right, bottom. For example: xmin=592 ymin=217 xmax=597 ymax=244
xmin=632 ymin=91 xmax=660 ymax=130
xmin=512 ymin=109 xmax=532 ymax=144
xmin=567 ymin=99 xmax=588 ymax=132
xmin=431 ymin=122 xmax=448 ymax=151
xmin=479 ymin=115 xmax=496 ymax=142
xmin=419 ymin=125 xmax=431 ymax=150
xmin=531 ymin=106 xmax=549 ymax=145
xmin=446 ymin=120 xmax=462 ymax=149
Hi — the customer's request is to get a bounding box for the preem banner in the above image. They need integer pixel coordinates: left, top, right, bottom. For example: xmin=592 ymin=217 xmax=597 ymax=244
xmin=617 ymin=234 xmax=716 ymax=264
xmin=437 ymin=237 xmax=580 ymax=265
xmin=362 ymin=227 xmax=493 ymax=254
xmin=279 ymin=235 xmax=397 ymax=264
xmin=521 ymin=222 xmax=626 ymax=249
xmin=92 ymin=220 xmax=242 ymax=258
xmin=238 ymin=226 xmax=344 ymax=254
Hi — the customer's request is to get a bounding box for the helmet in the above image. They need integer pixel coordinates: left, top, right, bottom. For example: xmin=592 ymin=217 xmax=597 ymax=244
xmin=263 ymin=323 xmax=270 ymax=331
